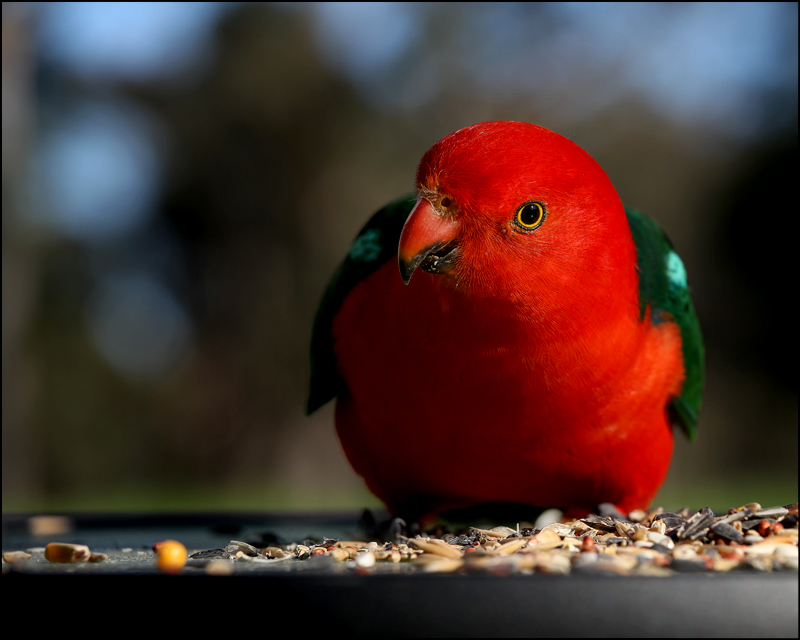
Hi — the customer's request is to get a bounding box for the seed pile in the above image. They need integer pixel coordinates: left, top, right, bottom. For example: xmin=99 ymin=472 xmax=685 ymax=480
xmin=188 ymin=502 xmax=798 ymax=576
xmin=3 ymin=502 xmax=796 ymax=576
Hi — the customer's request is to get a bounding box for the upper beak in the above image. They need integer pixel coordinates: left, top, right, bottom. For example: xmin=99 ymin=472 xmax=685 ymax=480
xmin=398 ymin=198 xmax=460 ymax=285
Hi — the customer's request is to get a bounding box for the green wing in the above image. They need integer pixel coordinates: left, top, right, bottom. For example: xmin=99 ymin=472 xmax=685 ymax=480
xmin=306 ymin=194 xmax=417 ymax=415
xmin=626 ymin=208 xmax=704 ymax=441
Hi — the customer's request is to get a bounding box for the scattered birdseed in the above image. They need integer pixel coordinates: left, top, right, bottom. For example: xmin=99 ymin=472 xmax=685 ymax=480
xmin=262 ymin=546 xmax=287 ymax=559
xmin=409 ymin=537 xmax=464 ymax=559
xmin=225 ymin=540 xmax=260 ymax=557
xmin=3 ymin=551 xmax=32 ymax=563
xmin=44 ymin=543 xmax=91 ymax=563
xmin=190 ymin=548 xmax=229 ymax=559
xmin=294 ymin=545 xmax=312 ymax=560
xmin=169 ymin=502 xmax=797 ymax=576
xmin=4 ymin=502 xmax=795 ymax=577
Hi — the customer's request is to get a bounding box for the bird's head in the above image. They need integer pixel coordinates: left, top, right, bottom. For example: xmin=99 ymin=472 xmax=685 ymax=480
xmin=398 ymin=121 xmax=636 ymax=317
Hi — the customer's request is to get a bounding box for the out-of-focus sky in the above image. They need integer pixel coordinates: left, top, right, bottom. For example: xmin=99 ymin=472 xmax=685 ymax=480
xmin=3 ymin=2 xmax=797 ymax=513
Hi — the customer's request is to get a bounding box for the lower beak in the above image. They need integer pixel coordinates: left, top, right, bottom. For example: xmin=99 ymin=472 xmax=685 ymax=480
xmin=398 ymin=198 xmax=460 ymax=285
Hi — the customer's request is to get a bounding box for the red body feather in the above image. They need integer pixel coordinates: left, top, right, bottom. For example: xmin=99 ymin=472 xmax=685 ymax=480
xmin=331 ymin=122 xmax=685 ymax=519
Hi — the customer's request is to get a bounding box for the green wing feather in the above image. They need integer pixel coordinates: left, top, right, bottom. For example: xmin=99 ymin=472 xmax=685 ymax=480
xmin=306 ymin=194 xmax=417 ymax=415
xmin=625 ymin=208 xmax=704 ymax=441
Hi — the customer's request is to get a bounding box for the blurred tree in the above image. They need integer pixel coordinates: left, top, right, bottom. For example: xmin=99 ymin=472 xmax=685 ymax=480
xmin=3 ymin=3 xmax=796 ymax=512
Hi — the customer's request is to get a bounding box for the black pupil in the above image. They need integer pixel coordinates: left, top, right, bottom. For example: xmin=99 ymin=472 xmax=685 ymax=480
xmin=521 ymin=204 xmax=541 ymax=226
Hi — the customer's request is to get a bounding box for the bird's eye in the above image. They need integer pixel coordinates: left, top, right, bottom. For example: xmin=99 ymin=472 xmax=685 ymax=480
xmin=514 ymin=202 xmax=546 ymax=230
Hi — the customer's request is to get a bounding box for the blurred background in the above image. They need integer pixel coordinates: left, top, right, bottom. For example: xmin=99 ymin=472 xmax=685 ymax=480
xmin=2 ymin=2 xmax=797 ymax=514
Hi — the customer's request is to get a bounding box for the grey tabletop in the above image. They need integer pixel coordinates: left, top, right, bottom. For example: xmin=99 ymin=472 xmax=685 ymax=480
xmin=3 ymin=511 xmax=798 ymax=637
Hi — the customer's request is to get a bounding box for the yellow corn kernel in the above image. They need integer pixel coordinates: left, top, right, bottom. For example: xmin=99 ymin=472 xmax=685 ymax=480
xmin=156 ymin=540 xmax=187 ymax=572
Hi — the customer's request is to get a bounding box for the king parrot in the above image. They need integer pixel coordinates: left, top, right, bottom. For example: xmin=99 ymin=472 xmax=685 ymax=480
xmin=307 ymin=121 xmax=703 ymax=521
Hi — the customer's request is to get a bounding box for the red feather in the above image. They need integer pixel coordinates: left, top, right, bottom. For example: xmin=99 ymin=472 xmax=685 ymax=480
xmin=331 ymin=122 xmax=686 ymax=519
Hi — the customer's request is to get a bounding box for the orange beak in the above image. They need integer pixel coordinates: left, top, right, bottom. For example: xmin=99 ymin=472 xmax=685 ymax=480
xmin=398 ymin=198 xmax=460 ymax=285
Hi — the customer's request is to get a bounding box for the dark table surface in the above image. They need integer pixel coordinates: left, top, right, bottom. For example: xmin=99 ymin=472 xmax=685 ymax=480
xmin=3 ymin=511 xmax=797 ymax=637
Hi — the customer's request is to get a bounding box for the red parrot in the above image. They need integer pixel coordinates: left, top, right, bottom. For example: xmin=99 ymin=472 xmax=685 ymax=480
xmin=307 ymin=121 xmax=703 ymax=521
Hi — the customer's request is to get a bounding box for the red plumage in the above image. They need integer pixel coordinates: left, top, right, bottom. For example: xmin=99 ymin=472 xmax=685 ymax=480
xmin=326 ymin=122 xmax=687 ymax=520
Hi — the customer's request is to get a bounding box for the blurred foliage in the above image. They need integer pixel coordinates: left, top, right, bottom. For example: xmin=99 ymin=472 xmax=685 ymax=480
xmin=2 ymin=3 xmax=796 ymax=513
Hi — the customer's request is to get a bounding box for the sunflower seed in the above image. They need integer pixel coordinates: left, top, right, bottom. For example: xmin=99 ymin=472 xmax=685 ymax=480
xmin=676 ymin=507 xmax=715 ymax=540
xmin=226 ymin=540 xmax=260 ymax=556
xmin=711 ymin=521 xmax=745 ymax=543
xmin=754 ymin=507 xmax=789 ymax=519
xmin=652 ymin=513 xmax=687 ymax=532
xmin=580 ymin=515 xmax=617 ymax=533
